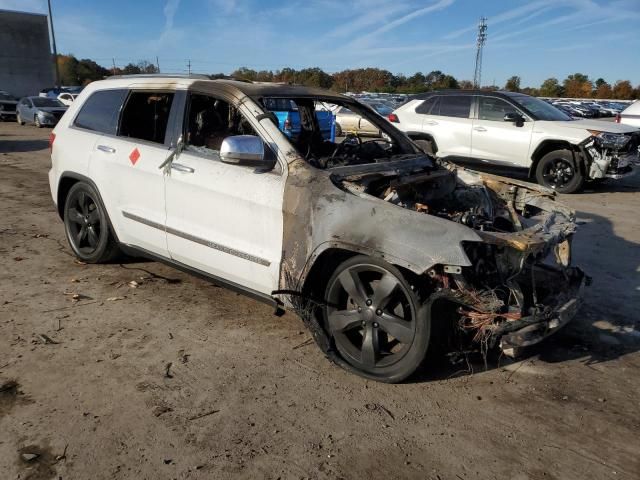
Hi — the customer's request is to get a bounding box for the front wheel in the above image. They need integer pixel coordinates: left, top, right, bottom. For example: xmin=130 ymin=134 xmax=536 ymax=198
xmin=63 ymin=182 xmax=119 ymax=263
xmin=535 ymin=149 xmax=584 ymax=194
xmin=16 ymin=113 xmax=24 ymax=125
xmin=34 ymin=115 xmax=42 ymax=128
xmin=324 ymin=255 xmax=429 ymax=383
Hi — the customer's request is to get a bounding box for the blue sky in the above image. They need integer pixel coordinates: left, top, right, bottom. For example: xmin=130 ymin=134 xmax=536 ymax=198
xmin=2 ymin=0 xmax=639 ymax=87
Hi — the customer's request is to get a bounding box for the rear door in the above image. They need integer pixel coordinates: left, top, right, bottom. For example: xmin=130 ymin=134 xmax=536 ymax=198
xmin=471 ymin=96 xmax=533 ymax=167
xmin=422 ymin=95 xmax=473 ymax=158
xmin=88 ymin=89 xmax=180 ymax=257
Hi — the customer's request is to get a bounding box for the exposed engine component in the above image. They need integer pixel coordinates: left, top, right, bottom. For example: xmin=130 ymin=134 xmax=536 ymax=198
xmin=584 ymin=131 xmax=639 ymax=179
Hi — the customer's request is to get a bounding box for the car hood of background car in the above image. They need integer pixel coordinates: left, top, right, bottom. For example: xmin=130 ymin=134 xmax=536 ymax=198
xmin=553 ymin=118 xmax=639 ymax=133
xmin=0 ymin=99 xmax=18 ymax=106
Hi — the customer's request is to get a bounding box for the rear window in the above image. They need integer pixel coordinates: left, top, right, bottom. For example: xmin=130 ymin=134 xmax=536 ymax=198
xmin=437 ymin=96 xmax=472 ymax=118
xmin=415 ymin=97 xmax=437 ymax=114
xmin=74 ymin=89 xmax=128 ymax=135
xmin=119 ymin=91 xmax=175 ymax=144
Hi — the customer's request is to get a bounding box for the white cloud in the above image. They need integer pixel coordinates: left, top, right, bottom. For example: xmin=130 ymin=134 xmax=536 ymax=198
xmin=163 ymin=0 xmax=180 ymax=31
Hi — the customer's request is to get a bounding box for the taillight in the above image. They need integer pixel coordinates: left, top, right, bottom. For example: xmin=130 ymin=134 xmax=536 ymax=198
xmin=283 ymin=118 xmax=291 ymax=130
xmin=388 ymin=113 xmax=399 ymax=123
xmin=614 ymin=113 xmax=621 ymax=123
xmin=48 ymin=132 xmax=56 ymax=153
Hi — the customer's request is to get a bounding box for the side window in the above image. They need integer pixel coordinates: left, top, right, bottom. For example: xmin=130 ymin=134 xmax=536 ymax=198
xmin=478 ymin=97 xmax=520 ymax=121
xmin=74 ymin=89 xmax=128 ymax=135
xmin=185 ymin=94 xmax=257 ymax=156
xmin=415 ymin=97 xmax=437 ymax=114
xmin=119 ymin=91 xmax=175 ymax=144
xmin=438 ymin=96 xmax=472 ymax=118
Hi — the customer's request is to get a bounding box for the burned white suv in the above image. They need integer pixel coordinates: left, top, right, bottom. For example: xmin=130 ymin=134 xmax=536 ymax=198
xmin=49 ymin=75 xmax=587 ymax=382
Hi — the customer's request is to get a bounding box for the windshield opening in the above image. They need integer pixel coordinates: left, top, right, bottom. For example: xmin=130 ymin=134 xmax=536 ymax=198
xmin=510 ymin=95 xmax=571 ymax=121
xmin=260 ymin=96 xmax=421 ymax=169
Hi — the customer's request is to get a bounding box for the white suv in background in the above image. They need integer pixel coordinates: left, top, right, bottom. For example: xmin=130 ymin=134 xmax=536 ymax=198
xmin=390 ymin=90 xmax=639 ymax=193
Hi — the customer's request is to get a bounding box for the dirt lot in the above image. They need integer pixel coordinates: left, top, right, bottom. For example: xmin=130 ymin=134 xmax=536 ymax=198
xmin=1 ymin=122 xmax=639 ymax=480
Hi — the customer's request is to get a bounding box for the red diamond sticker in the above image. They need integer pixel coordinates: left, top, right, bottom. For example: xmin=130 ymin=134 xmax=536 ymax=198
xmin=129 ymin=148 xmax=140 ymax=165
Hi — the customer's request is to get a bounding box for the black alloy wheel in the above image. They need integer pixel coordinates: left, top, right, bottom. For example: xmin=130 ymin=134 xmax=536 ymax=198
xmin=63 ymin=182 xmax=119 ymax=263
xmin=535 ymin=149 xmax=584 ymax=194
xmin=325 ymin=256 xmax=429 ymax=382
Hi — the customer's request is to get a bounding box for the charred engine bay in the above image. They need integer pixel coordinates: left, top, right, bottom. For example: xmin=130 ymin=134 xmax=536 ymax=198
xmin=335 ymin=163 xmax=584 ymax=354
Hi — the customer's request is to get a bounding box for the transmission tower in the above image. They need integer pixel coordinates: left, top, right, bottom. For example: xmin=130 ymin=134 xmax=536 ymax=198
xmin=473 ymin=17 xmax=487 ymax=89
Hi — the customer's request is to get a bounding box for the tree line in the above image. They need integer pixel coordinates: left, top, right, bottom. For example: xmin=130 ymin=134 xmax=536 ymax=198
xmin=55 ymin=54 xmax=640 ymax=99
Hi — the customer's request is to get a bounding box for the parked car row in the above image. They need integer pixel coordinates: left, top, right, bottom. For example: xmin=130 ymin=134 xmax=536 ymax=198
xmin=0 ymin=86 xmax=84 ymax=126
xmin=543 ymin=98 xmax=628 ymax=118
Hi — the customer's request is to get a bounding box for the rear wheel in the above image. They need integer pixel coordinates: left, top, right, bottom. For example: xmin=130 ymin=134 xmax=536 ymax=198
xmin=324 ymin=255 xmax=429 ymax=383
xmin=535 ymin=149 xmax=584 ymax=194
xmin=63 ymin=182 xmax=119 ymax=263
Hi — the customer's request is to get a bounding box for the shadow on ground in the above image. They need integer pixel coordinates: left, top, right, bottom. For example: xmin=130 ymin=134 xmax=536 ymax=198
xmin=0 ymin=139 xmax=49 ymax=154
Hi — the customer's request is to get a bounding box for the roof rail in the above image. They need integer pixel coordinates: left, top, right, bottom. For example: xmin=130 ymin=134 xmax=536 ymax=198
xmin=105 ymin=73 xmax=211 ymax=80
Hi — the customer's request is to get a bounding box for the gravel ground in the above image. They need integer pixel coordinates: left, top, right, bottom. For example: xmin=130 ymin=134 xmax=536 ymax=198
xmin=1 ymin=121 xmax=639 ymax=480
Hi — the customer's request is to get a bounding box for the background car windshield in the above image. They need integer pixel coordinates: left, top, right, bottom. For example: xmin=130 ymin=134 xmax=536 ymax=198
xmin=0 ymin=92 xmax=16 ymax=101
xmin=32 ymin=97 xmax=64 ymax=107
xmin=511 ymin=95 xmax=571 ymax=121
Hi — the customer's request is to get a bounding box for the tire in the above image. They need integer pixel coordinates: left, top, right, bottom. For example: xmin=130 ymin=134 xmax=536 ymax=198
xmin=413 ymin=138 xmax=435 ymax=156
xmin=535 ymin=149 xmax=584 ymax=194
xmin=16 ymin=113 xmax=24 ymax=125
xmin=63 ymin=182 xmax=120 ymax=263
xmin=324 ymin=255 xmax=430 ymax=383
xmin=34 ymin=115 xmax=42 ymax=128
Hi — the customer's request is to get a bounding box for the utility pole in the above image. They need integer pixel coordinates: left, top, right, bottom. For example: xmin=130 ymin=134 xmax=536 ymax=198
xmin=156 ymin=56 xmax=160 ymax=73
xmin=187 ymin=59 xmax=191 ymax=75
xmin=47 ymin=0 xmax=60 ymax=88
xmin=112 ymin=58 xmax=116 ymax=76
xmin=473 ymin=16 xmax=487 ymax=89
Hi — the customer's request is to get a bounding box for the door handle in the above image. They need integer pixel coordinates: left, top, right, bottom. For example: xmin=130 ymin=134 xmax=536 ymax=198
xmin=473 ymin=126 xmax=487 ymax=132
xmin=171 ymin=163 xmax=195 ymax=173
xmin=424 ymin=120 xmax=439 ymax=125
xmin=97 ymin=145 xmax=116 ymax=153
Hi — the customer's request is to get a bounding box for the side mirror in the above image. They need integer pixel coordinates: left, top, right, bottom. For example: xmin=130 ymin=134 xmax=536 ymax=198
xmin=220 ymin=135 xmax=274 ymax=168
xmin=504 ymin=112 xmax=525 ymax=127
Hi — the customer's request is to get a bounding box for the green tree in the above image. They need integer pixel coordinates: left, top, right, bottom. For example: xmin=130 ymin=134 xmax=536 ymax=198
xmin=594 ymin=81 xmax=612 ymax=99
xmin=504 ymin=76 xmax=521 ymax=92
xmin=539 ymin=78 xmax=561 ymax=97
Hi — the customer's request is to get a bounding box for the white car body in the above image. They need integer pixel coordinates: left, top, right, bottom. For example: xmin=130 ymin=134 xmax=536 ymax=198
xmin=392 ymin=91 xmax=639 ymax=190
xmin=619 ymin=101 xmax=640 ymax=128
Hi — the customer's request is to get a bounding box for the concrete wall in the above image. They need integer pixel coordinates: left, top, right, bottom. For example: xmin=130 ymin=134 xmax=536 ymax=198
xmin=0 ymin=9 xmax=54 ymax=98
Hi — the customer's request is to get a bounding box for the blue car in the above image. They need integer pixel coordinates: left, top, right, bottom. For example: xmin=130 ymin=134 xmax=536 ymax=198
xmin=263 ymin=98 xmax=335 ymax=141
xmin=16 ymin=96 xmax=67 ymax=127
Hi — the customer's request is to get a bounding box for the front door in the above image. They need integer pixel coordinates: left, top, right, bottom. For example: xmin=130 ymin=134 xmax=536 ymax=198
xmin=164 ymin=92 xmax=284 ymax=295
xmin=471 ymin=96 xmax=533 ymax=167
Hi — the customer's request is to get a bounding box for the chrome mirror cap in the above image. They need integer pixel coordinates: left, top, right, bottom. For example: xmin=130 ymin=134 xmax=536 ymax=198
xmin=220 ymin=135 xmax=265 ymax=164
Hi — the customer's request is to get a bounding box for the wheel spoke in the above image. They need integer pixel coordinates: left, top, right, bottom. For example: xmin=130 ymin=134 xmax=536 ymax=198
xmin=87 ymin=227 xmax=99 ymax=248
xmin=337 ymin=269 xmax=367 ymax=306
xmin=68 ymin=208 xmax=84 ymax=224
xmin=378 ymin=313 xmax=414 ymax=344
xmin=78 ymin=192 xmax=88 ymax=215
xmin=88 ymin=209 xmax=99 ymax=223
xmin=371 ymin=273 xmax=398 ymax=310
xmin=328 ymin=309 xmax=362 ymax=333
xmin=361 ymin=324 xmax=379 ymax=367
xmin=76 ymin=225 xmax=87 ymax=244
